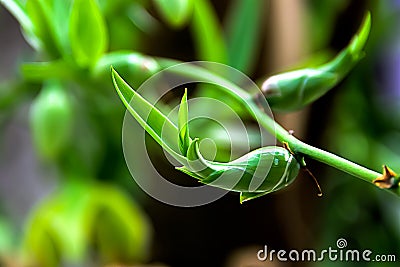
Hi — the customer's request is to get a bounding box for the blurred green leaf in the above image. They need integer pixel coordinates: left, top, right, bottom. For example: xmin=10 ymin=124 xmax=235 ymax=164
xmin=128 ymin=2 xmax=161 ymax=34
xmin=23 ymin=181 xmax=151 ymax=266
xmin=0 ymin=81 xmax=29 ymax=111
xmin=95 ymin=52 xmax=159 ymax=73
xmin=108 ymin=14 xmax=144 ymax=51
xmin=308 ymin=0 xmax=348 ymax=49
xmin=152 ymin=0 xmax=193 ymax=28
xmin=30 ymin=80 xmax=73 ymax=160
xmin=52 ymin=0 xmax=73 ymax=57
xmin=99 ymin=0 xmax=148 ymax=51
xmin=93 ymin=51 xmax=160 ymax=87
xmin=92 ymin=184 xmax=150 ymax=263
xmin=0 ymin=0 xmax=39 ymax=49
xmin=98 ymin=0 xmax=148 ymax=16
xmin=21 ymin=61 xmax=76 ymax=81
xmin=225 ymin=0 xmax=265 ymax=74
xmin=1 ymin=0 xmax=31 ymax=30
xmin=190 ymin=0 xmax=227 ymax=63
xmin=25 ymin=0 xmax=61 ymax=56
xmin=69 ymin=0 xmax=108 ymax=67
xmin=0 ymin=216 xmax=14 ymax=255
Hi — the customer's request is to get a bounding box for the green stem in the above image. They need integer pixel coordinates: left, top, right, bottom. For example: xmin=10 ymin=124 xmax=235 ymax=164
xmin=248 ymin=102 xmax=399 ymax=197
xmin=157 ymin=59 xmax=400 ymax=197
xmin=246 ymin=101 xmax=380 ymax=182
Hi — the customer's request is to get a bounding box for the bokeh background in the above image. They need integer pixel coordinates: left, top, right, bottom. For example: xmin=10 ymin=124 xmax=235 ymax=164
xmin=0 ymin=0 xmax=399 ymax=266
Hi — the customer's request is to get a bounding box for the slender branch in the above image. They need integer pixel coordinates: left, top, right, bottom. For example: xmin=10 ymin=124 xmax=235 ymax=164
xmin=246 ymin=101 xmax=380 ymax=181
xmin=157 ymin=60 xmax=400 ymax=197
xmin=248 ymin=102 xmax=400 ymax=197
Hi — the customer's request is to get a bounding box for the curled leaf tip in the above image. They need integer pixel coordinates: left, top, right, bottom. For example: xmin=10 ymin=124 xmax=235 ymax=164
xmin=373 ymin=165 xmax=398 ymax=189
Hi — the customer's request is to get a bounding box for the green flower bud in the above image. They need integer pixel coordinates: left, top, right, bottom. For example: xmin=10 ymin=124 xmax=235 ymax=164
xmin=260 ymin=12 xmax=371 ymax=111
xmin=30 ymin=81 xmax=73 ymax=160
xmin=177 ymin=139 xmax=300 ymax=203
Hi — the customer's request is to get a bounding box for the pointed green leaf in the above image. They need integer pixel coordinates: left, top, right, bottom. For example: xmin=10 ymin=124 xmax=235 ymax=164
xmin=348 ymin=12 xmax=371 ymax=58
xmin=225 ymin=0 xmax=265 ymax=73
xmin=178 ymin=88 xmax=190 ymax=156
xmin=153 ymin=0 xmax=193 ymax=28
xmin=111 ymin=68 xmax=186 ymax=163
xmin=190 ymin=0 xmax=227 ymax=63
xmin=321 ymin=11 xmax=371 ymax=76
xmin=69 ymin=0 xmax=108 ymax=67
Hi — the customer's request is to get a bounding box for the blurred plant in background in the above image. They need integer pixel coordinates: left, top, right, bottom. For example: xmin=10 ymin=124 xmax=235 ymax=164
xmin=0 ymin=0 xmax=399 ymax=267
